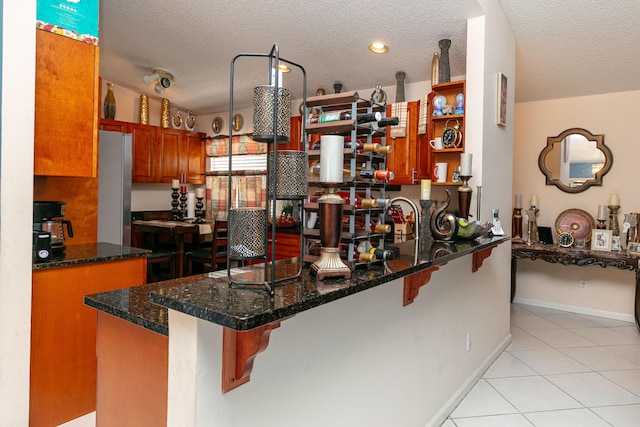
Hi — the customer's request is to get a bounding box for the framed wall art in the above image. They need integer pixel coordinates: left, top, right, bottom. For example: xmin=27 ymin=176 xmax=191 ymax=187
xmin=497 ymin=72 xmax=507 ymax=126
xmin=591 ymin=229 xmax=612 ymax=251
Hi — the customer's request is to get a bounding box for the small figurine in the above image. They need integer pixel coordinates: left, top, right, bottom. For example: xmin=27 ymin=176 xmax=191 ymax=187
xmin=455 ymin=93 xmax=464 ymax=114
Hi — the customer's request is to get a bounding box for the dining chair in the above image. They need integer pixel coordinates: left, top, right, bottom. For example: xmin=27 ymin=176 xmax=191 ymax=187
xmin=132 ymin=211 xmax=178 ymax=282
xmin=186 ymin=220 xmax=230 ymax=275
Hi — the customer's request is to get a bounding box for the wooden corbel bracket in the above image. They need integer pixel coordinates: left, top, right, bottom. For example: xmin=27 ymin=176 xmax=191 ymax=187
xmin=472 ymin=244 xmax=497 ymax=273
xmin=403 ymin=265 xmax=443 ymax=306
xmin=221 ymin=318 xmax=290 ymax=393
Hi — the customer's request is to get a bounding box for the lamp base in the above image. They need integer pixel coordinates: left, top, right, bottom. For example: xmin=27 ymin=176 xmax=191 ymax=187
xmin=310 ymin=247 xmax=352 ymax=280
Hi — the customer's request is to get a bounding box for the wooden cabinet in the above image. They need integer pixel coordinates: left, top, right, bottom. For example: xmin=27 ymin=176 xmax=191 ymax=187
xmin=30 ymin=258 xmax=146 ymax=427
xmin=99 ymin=119 xmax=206 ymax=184
xmin=279 ymin=115 xmax=303 ymax=151
xmin=34 ymin=30 xmax=99 ymax=177
xmin=268 ymin=231 xmax=302 ymax=260
xmin=385 ymin=101 xmax=432 ymax=185
xmin=427 ymin=80 xmax=466 ymax=185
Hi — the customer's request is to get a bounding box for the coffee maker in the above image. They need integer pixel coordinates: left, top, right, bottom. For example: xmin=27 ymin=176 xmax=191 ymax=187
xmin=33 ymin=201 xmax=74 ymax=256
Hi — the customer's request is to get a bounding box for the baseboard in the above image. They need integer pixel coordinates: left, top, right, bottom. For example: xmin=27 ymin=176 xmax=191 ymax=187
xmin=513 ymin=297 xmax=635 ymax=323
xmin=424 ymin=333 xmax=512 ymax=427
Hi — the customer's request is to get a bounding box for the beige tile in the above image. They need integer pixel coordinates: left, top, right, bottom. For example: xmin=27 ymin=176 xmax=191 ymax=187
xmin=508 ymin=326 xmax=551 ymax=351
xmin=529 ymin=328 xmax=596 ymax=348
xmin=439 ymin=419 xmax=456 ymax=427
xmin=607 ymin=344 xmax=640 ymax=365
xmin=576 ymin=314 xmax=634 ymax=328
xmin=452 ymin=413 xmax=534 ymax=427
xmin=546 ymin=372 xmax=640 ymax=407
xmin=570 ymin=327 xmax=638 ymax=346
xmin=601 ymin=369 xmax=640 ymax=397
xmin=523 ymin=408 xmax=612 ymax=427
xmin=511 ymin=314 xmax=562 ymax=331
xmin=610 ymin=325 xmax=640 ymax=340
xmin=484 ymin=352 xmax=537 ymax=378
xmin=509 ymin=348 xmax=589 ymax=375
xmin=544 ymin=313 xmax=601 ymax=329
xmin=487 ymin=376 xmax=582 ymax=412
xmin=592 ymin=404 xmax=640 ymax=427
xmin=450 ymin=380 xmax=517 ymax=418
xmin=560 ymin=346 xmax=640 ymax=371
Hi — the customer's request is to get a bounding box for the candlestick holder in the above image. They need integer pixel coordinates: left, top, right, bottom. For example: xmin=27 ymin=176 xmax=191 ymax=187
xmin=596 ymin=218 xmax=607 ymax=229
xmin=169 ymin=188 xmax=182 ymax=220
xmin=608 ymin=205 xmax=620 ymax=235
xmin=526 ymin=207 xmax=539 ymax=245
xmin=310 ymin=184 xmax=351 ymax=280
xmin=195 ymin=196 xmax=205 ymax=223
xmin=457 ymin=175 xmax=472 ymax=220
xmin=419 ymin=200 xmax=433 ymax=243
xmin=512 ymin=207 xmax=524 ymax=243
xmin=179 ymin=190 xmax=188 ymax=219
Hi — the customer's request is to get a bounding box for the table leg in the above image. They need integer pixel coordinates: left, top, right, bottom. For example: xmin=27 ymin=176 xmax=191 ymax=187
xmin=511 ymin=256 xmax=517 ymax=303
xmin=177 ymin=236 xmax=185 ymax=278
xmin=635 ymin=270 xmax=640 ymax=330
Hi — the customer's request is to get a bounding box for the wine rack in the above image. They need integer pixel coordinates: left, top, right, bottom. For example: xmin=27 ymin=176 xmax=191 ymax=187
xmin=302 ymin=91 xmax=391 ymax=268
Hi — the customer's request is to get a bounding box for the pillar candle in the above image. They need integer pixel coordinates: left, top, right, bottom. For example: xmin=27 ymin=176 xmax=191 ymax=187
xmin=460 ymin=153 xmax=472 ymax=176
xmin=171 ymin=179 xmax=180 ymax=189
xmin=597 ymin=204 xmax=607 ymax=220
xmin=187 ymin=192 xmax=196 ymax=218
xmin=530 ymin=195 xmax=538 ymax=208
xmin=609 ymin=193 xmax=619 ymax=206
xmin=195 ymin=187 xmax=205 ymax=198
xmin=319 ymin=135 xmax=344 ymax=183
xmin=420 ymin=179 xmax=431 ymax=200
xmin=515 ymin=194 xmax=522 ymax=209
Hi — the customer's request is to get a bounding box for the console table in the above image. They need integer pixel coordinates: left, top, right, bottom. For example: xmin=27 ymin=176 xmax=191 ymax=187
xmin=511 ymin=242 xmax=640 ymax=328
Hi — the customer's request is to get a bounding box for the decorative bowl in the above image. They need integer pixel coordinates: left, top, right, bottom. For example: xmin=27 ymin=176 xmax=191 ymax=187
xmin=456 ymin=219 xmax=493 ymax=239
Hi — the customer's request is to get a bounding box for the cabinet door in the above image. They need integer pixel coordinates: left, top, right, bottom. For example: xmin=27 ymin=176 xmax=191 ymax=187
xmin=130 ymin=124 xmax=157 ymax=183
xmin=387 ymin=101 xmax=419 ymax=185
xmin=34 ymin=30 xmax=98 ymax=177
xmin=279 ymin=116 xmax=302 ymax=151
xmin=157 ymin=128 xmax=183 ymax=183
xmin=184 ymin=132 xmax=206 ymax=184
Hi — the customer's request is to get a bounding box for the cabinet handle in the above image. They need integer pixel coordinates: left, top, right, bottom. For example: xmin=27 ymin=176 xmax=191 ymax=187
xmin=411 ymin=168 xmax=417 ymax=184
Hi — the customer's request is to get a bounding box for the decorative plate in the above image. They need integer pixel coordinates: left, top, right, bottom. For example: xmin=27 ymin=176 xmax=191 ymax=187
xmin=211 ymin=117 xmax=223 ymax=134
xmin=370 ymin=85 xmax=387 ymax=104
xmin=555 ymin=208 xmax=595 ymax=242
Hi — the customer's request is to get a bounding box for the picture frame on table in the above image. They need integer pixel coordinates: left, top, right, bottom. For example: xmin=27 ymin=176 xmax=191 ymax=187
xmin=628 ymin=242 xmax=640 ymax=256
xmin=591 ymin=229 xmax=612 ymax=251
xmin=497 ymin=72 xmax=507 ymax=126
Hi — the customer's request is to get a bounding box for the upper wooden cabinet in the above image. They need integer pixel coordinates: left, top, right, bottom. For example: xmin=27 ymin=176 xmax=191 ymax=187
xmin=100 ymin=119 xmax=206 ymax=184
xmin=386 ymin=101 xmax=431 ymax=185
xmin=34 ymin=30 xmax=99 ymax=177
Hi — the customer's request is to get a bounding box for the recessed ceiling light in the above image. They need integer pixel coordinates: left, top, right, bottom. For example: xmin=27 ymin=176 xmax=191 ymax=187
xmin=278 ymin=64 xmax=291 ymax=73
xmin=369 ymin=42 xmax=388 ymax=54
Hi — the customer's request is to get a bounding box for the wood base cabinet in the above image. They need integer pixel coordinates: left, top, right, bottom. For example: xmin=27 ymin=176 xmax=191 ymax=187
xmin=30 ymin=258 xmax=146 ymax=427
xmin=34 ymin=30 xmax=99 ymax=177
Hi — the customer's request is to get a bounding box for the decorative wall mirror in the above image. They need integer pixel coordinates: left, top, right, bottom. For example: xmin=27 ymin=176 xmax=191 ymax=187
xmin=538 ymin=128 xmax=612 ymax=193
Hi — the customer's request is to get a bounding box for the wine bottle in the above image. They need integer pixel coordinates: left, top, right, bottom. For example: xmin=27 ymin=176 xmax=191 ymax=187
xmin=360 ymin=198 xmax=378 ymax=208
xmin=373 ymin=117 xmax=400 ymax=131
xmin=374 ymin=223 xmax=392 ymax=233
xmin=309 ymin=110 xmax=382 ymax=124
xmin=359 ymin=169 xmax=394 ymax=181
xmin=370 ymin=247 xmax=394 ymax=260
xmin=375 ymin=145 xmax=393 ymax=155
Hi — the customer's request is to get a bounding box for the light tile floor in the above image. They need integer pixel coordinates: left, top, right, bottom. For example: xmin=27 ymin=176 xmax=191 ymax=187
xmin=441 ymin=303 xmax=640 ymax=427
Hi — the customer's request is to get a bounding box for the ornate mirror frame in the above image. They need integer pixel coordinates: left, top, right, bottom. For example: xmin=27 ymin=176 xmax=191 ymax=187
xmin=538 ymin=127 xmax=613 ymax=193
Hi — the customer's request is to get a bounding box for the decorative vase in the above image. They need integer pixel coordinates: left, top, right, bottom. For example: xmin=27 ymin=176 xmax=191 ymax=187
xmin=431 ymin=53 xmax=440 ymax=86
xmin=438 ymin=39 xmax=451 ymax=83
xmin=185 ymin=110 xmax=196 ymax=131
xmin=103 ymin=82 xmax=116 ymax=120
xmin=395 ymin=71 xmax=406 ymax=102
xmin=160 ymin=98 xmax=170 ymax=128
xmin=138 ymin=94 xmax=149 ymax=124
xmin=333 ymin=83 xmax=343 ymax=94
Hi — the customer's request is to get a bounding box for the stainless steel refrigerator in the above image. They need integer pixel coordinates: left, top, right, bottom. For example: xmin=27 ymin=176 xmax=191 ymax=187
xmin=98 ymin=130 xmax=133 ymax=246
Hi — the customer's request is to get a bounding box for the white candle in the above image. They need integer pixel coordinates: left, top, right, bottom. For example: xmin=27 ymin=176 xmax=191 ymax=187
xmin=597 ymin=204 xmax=607 ymax=220
xmin=515 ymin=194 xmax=522 ymax=209
xmin=171 ymin=179 xmax=180 ymax=189
xmin=609 ymin=193 xmax=619 ymax=206
xmin=319 ymin=135 xmax=344 ymax=183
xmin=460 ymin=153 xmax=472 ymax=176
xmin=530 ymin=195 xmax=538 ymax=208
xmin=196 ymin=187 xmax=205 ymax=199
xmin=420 ymin=179 xmax=431 ymax=200
xmin=187 ymin=192 xmax=196 ymax=218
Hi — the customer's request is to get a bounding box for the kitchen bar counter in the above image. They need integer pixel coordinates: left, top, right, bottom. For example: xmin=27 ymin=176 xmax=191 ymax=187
xmin=33 ymin=242 xmax=149 ymax=270
xmin=85 ymin=235 xmax=509 ymax=334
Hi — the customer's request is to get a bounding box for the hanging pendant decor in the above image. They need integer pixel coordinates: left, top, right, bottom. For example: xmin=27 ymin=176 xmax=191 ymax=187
xmin=252 ymin=85 xmax=291 ymax=142
xmin=438 ymin=39 xmax=451 ymax=83
xmin=103 ymin=82 xmax=116 ymax=120
xmin=138 ymin=94 xmax=149 ymax=124
xmin=395 ymin=71 xmax=406 ymax=102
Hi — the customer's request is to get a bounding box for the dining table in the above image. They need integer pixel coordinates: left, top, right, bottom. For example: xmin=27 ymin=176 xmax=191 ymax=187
xmin=132 ymin=220 xmax=213 ymax=278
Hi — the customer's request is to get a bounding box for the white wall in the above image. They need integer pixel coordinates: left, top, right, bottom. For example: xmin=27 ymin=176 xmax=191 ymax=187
xmin=513 ymin=90 xmax=640 ymax=319
xmin=0 ymin=0 xmax=36 ymax=425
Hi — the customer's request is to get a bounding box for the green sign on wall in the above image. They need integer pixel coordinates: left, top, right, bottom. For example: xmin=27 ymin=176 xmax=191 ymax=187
xmin=36 ymin=0 xmax=99 ymax=45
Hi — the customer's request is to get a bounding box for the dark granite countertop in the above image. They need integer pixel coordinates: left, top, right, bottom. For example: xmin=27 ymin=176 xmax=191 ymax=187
xmin=85 ymin=236 xmax=509 ymax=335
xmin=33 ymin=242 xmax=150 ymax=271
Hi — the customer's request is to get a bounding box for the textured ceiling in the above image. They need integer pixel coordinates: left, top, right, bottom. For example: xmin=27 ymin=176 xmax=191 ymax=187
xmin=98 ymin=0 xmax=640 ymax=115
